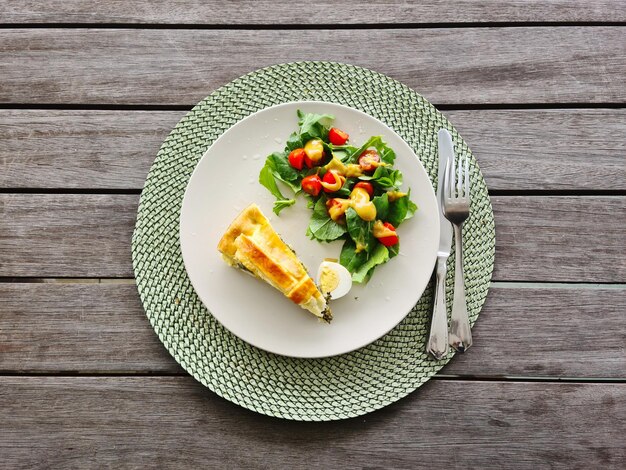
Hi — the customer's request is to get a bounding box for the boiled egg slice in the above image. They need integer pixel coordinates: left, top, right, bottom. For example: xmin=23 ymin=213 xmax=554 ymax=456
xmin=316 ymin=260 xmax=352 ymax=300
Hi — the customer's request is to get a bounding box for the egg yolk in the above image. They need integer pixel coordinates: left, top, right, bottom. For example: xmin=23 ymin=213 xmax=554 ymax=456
xmin=320 ymin=265 xmax=340 ymax=293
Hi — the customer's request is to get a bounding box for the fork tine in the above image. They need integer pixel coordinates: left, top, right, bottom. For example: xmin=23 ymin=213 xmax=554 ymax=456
xmin=464 ymin=154 xmax=470 ymax=200
xmin=457 ymin=153 xmax=463 ymax=197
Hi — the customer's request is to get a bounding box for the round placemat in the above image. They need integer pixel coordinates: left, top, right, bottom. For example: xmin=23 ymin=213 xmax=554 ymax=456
xmin=132 ymin=62 xmax=495 ymax=421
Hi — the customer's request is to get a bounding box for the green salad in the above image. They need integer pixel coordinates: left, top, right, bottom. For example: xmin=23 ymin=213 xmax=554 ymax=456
xmin=259 ymin=111 xmax=417 ymax=283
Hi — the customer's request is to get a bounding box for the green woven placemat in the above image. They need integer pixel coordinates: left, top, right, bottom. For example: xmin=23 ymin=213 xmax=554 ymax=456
xmin=132 ymin=62 xmax=495 ymax=421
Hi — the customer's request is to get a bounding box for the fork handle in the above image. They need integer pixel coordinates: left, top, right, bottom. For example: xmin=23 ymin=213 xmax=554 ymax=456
xmin=427 ymin=255 xmax=449 ymax=360
xmin=449 ymin=223 xmax=473 ymax=352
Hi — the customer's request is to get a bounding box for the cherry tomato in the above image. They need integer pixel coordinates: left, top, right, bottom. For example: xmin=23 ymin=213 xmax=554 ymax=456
xmin=328 ymin=127 xmax=349 ymax=145
xmin=358 ymin=149 xmax=381 ymax=173
xmin=353 ymin=181 xmax=374 ymax=198
xmin=301 ymin=174 xmax=323 ymax=197
xmin=321 ymin=170 xmax=345 ymax=193
xmin=326 ymin=198 xmax=348 ymax=221
xmin=377 ymin=222 xmax=399 ymax=247
xmin=288 ymin=148 xmax=305 ymax=170
xmin=304 ymin=139 xmax=325 ymax=168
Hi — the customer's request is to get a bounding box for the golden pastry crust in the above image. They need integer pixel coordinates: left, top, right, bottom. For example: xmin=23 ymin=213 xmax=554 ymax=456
xmin=217 ymin=204 xmax=330 ymax=321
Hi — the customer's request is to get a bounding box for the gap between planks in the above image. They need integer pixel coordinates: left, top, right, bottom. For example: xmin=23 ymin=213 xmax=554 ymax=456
xmin=1 ymin=278 xmax=624 ymax=288
xmin=1 ymin=189 xmax=626 ymax=197
xmin=1 ymin=22 xmax=626 ymax=30
xmin=0 ymin=371 xmax=623 ymax=383
xmin=0 ymin=103 xmax=624 ymax=111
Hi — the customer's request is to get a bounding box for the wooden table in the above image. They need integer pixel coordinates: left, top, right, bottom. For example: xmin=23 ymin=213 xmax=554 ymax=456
xmin=1 ymin=2 xmax=625 ymax=468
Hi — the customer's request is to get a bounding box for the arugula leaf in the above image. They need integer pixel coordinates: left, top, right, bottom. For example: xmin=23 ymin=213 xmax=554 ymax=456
xmin=345 ymin=207 xmax=375 ymax=253
xmin=387 ymin=190 xmax=418 ymax=226
xmin=340 ymin=238 xmax=391 ymax=282
xmin=351 ymin=243 xmax=390 ymax=283
xmin=297 ymin=110 xmax=333 ymax=142
xmin=273 ymin=199 xmax=296 ymax=214
xmin=258 ymin=164 xmax=295 ymax=215
xmin=346 ymin=136 xmax=380 ymax=163
xmin=259 ymin=164 xmax=285 ymax=200
xmin=406 ymin=198 xmax=418 ymax=220
xmin=345 ymin=135 xmax=396 ymax=165
xmin=388 ymin=242 xmax=400 ymax=259
xmin=266 ymin=152 xmax=300 ymax=193
xmin=307 ymin=197 xmax=347 ymax=241
xmin=361 ymin=166 xmax=402 ymax=190
xmin=387 ymin=195 xmax=409 ymax=227
xmin=329 ymin=144 xmax=359 ymax=162
xmin=333 ymin=187 xmax=352 ymax=198
xmin=339 ymin=239 xmax=368 ymax=272
xmin=372 ymin=193 xmax=389 ymax=221
xmin=286 ymin=131 xmax=304 ymax=151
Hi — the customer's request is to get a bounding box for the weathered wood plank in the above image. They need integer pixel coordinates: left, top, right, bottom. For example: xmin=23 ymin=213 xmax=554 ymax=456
xmin=445 ymin=284 xmax=626 ymax=377
xmin=0 ymin=194 xmax=136 ymax=278
xmin=2 ymin=109 xmax=625 ymax=191
xmin=0 ymin=377 xmax=624 ymax=468
xmin=492 ymin=196 xmax=626 ymax=282
xmin=447 ymin=109 xmax=626 ymax=192
xmin=2 ymin=0 xmax=624 ymax=24
xmin=1 ymin=27 xmax=624 ymax=105
xmin=0 ymin=110 xmax=180 ymax=190
xmin=1 ymin=194 xmax=624 ymax=282
xmin=1 ymin=283 xmax=624 ymax=377
xmin=0 ymin=283 xmax=180 ymax=373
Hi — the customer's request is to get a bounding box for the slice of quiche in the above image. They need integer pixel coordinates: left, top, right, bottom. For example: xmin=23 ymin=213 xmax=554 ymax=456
xmin=218 ymin=204 xmax=331 ymax=322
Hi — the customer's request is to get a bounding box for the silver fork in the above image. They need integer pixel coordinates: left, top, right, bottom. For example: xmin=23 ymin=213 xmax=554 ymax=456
xmin=442 ymin=152 xmax=473 ymax=352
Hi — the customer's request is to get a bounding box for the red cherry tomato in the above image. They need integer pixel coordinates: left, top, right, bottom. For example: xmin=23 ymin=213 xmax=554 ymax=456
xmin=288 ymin=148 xmax=305 ymax=170
xmin=301 ymin=174 xmax=323 ymax=197
xmin=353 ymin=181 xmax=374 ymax=198
xmin=328 ymin=127 xmax=349 ymax=145
xmin=377 ymin=222 xmax=399 ymax=247
xmin=358 ymin=149 xmax=381 ymax=173
xmin=321 ymin=170 xmax=344 ymax=193
xmin=303 ymin=154 xmax=314 ymax=169
xmin=326 ymin=198 xmax=347 ymax=221
xmin=303 ymin=139 xmax=324 ymax=168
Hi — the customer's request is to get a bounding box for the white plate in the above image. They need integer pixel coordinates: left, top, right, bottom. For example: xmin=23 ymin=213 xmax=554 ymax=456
xmin=180 ymin=102 xmax=439 ymax=358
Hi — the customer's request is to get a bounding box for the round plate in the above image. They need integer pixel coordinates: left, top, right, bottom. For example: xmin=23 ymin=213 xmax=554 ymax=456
xmin=180 ymin=101 xmax=439 ymax=358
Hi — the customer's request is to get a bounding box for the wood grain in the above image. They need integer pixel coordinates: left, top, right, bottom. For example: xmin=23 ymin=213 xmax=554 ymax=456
xmin=1 ymin=27 xmax=624 ymax=105
xmin=0 ymin=194 xmax=136 ymax=278
xmin=1 ymin=283 xmax=624 ymax=377
xmin=447 ymin=109 xmax=626 ymax=192
xmin=3 ymin=1 xmax=625 ymax=24
xmin=0 ymin=283 xmax=180 ymax=373
xmin=0 ymin=110 xmax=181 ymax=190
xmin=491 ymin=196 xmax=626 ymax=283
xmin=2 ymin=109 xmax=625 ymax=191
xmin=0 ymin=377 xmax=624 ymax=468
xmin=2 ymin=194 xmax=624 ymax=282
xmin=445 ymin=284 xmax=626 ymax=377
